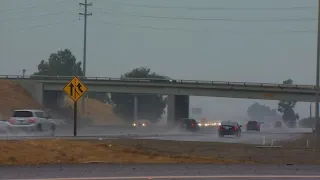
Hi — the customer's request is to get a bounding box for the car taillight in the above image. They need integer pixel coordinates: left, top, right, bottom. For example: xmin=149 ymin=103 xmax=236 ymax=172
xmin=218 ymin=125 xmax=222 ymax=130
xmin=234 ymin=126 xmax=237 ymax=131
xmin=28 ymin=118 xmax=36 ymax=123
xmin=9 ymin=118 xmax=15 ymax=124
xmin=191 ymin=123 xmax=194 ymax=127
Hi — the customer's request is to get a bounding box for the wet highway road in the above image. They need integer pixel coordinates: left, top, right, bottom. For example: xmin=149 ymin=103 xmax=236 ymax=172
xmin=0 ymin=126 xmax=312 ymax=145
xmin=2 ymin=164 xmax=320 ymax=180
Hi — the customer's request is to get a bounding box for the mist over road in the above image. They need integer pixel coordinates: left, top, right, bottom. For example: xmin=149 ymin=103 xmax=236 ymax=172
xmin=0 ymin=125 xmax=311 ymax=144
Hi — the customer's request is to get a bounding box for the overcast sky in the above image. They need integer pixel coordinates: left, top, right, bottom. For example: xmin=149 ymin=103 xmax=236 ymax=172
xmin=0 ymin=0 xmax=317 ymax=120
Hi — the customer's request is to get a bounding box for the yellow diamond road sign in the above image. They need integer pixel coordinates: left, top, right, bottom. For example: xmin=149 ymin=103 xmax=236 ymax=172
xmin=63 ymin=76 xmax=88 ymax=102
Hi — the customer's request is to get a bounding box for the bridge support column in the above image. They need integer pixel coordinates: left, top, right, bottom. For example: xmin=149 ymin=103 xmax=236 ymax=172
xmin=134 ymin=95 xmax=138 ymax=121
xmin=167 ymin=95 xmax=189 ymax=125
xmin=34 ymin=83 xmax=44 ymax=105
xmin=167 ymin=95 xmax=175 ymax=126
xmin=57 ymin=91 xmax=65 ymax=108
xmin=43 ymin=91 xmax=62 ymax=109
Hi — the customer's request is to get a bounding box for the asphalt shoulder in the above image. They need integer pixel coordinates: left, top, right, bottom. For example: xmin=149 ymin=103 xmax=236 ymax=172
xmin=1 ymin=164 xmax=320 ymax=179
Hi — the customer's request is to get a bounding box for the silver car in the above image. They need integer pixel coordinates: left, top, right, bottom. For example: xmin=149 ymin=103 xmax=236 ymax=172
xmin=8 ymin=109 xmax=56 ymax=134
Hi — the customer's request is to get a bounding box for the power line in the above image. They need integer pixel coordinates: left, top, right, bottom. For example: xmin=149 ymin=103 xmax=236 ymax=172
xmin=95 ymin=20 xmax=316 ymax=34
xmin=93 ymin=0 xmax=316 ymax=11
xmin=0 ymin=9 xmax=79 ymax=23
xmin=0 ymin=19 xmax=78 ymax=32
xmin=97 ymin=8 xmax=317 ymax=22
xmin=0 ymin=0 xmax=68 ymax=13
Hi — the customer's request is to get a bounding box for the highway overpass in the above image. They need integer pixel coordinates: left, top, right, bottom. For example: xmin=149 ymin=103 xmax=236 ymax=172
xmin=2 ymin=75 xmax=318 ymax=124
xmin=2 ymin=75 xmax=318 ymax=102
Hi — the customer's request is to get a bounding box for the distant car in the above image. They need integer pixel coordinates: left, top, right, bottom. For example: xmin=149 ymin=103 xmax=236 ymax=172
xmin=8 ymin=109 xmax=56 ymax=135
xmin=177 ymin=118 xmax=199 ymax=132
xmin=274 ymin=121 xmax=282 ymax=128
xmin=149 ymin=76 xmax=177 ymax=83
xmin=312 ymin=125 xmax=316 ymax=135
xmin=246 ymin=121 xmax=260 ymax=131
xmin=132 ymin=120 xmax=151 ymax=128
xmin=218 ymin=121 xmax=242 ymax=138
xmin=0 ymin=120 xmax=10 ymax=134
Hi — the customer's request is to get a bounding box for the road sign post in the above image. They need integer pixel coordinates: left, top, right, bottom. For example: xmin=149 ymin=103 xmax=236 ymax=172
xmin=63 ymin=76 xmax=88 ymax=136
xmin=74 ymin=101 xmax=77 ymax=136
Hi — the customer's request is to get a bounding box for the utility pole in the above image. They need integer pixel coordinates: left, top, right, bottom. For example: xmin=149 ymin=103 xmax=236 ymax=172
xmin=315 ymin=0 xmax=320 ymax=136
xmin=79 ymin=0 xmax=92 ymax=114
xmin=310 ymin=102 xmax=312 ymax=119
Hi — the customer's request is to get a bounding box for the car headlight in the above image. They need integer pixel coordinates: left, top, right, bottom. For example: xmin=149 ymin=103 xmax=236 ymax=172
xmin=198 ymin=123 xmax=202 ymax=126
xmin=142 ymin=123 xmax=145 ymax=126
xmin=205 ymin=123 xmax=209 ymax=127
xmin=133 ymin=123 xmax=136 ymax=126
xmin=218 ymin=123 xmax=221 ymax=125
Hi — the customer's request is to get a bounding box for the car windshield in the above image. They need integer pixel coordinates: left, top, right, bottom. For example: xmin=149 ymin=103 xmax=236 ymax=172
xmin=248 ymin=121 xmax=258 ymax=125
xmin=12 ymin=111 xmax=33 ymax=118
xmin=221 ymin=121 xmax=236 ymax=126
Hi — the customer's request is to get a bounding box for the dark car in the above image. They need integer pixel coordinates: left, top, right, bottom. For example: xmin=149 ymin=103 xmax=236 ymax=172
xmin=218 ymin=121 xmax=242 ymax=137
xmin=246 ymin=121 xmax=260 ymax=131
xmin=177 ymin=118 xmax=199 ymax=132
xmin=274 ymin=121 xmax=282 ymax=128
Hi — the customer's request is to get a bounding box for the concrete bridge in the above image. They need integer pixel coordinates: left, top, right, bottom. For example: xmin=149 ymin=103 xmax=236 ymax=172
xmin=1 ymin=75 xmax=318 ymax=124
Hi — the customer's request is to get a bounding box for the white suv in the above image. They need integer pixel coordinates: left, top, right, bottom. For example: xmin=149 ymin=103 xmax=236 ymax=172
xmin=8 ymin=109 xmax=55 ymax=134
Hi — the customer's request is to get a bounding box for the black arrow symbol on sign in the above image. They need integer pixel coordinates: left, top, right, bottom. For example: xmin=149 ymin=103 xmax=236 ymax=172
xmin=68 ymin=83 xmax=74 ymax=96
xmin=77 ymin=83 xmax=83 ymax=93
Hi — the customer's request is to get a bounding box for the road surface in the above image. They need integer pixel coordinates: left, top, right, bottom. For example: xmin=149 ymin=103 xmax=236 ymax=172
xmin=2 ymin=164 xmax=320 ymax=180
xmin=0 ymin=126 xmax=311 ymax=145
xmin=135 ymin=132 xmax=302 ymax=145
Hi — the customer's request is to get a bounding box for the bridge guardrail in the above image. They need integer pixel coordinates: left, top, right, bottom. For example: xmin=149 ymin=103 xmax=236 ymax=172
xmin=0 ymin=75 xmax=317 ymax=90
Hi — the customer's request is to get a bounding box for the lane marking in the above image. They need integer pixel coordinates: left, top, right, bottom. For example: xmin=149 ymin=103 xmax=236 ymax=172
xmin=12 ymin=175 xmax=320 ymax=180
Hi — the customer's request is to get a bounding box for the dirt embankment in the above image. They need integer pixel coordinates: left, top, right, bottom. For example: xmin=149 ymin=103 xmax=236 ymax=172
xmin=64 ymin=97 xmax=124 ymax=125
xmin=0 ymin=80 xmax=43 ymax=119
xmin=0 ymin=80 xmax=123 ymax=125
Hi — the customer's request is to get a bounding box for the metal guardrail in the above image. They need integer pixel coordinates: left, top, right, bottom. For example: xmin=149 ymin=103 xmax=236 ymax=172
xmin=0 ymin=75 xmax=316 ymax=90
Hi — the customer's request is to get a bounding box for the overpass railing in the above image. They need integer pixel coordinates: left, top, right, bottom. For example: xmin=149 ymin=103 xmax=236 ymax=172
xmin=0 ymin=75 xmax=316 ymax=90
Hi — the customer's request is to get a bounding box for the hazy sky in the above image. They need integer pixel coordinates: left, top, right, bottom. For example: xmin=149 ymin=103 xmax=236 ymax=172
xmin=0 ymin=0 xmax=318 ymax=120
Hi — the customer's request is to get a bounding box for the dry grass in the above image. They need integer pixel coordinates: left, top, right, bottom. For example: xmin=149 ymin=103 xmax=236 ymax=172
xmin=0 ymin=80 xmax=43 ymax=119
xmin=64 ymin=97 xmax=124 ymax=125
xmin=0 ymin=139 xmax=237 ymax=165
xmin=1 ymin=134 xmax=320 ymax=165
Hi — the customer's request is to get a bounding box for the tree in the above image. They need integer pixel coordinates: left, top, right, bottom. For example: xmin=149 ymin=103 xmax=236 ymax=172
xmin=110 ymin=67 xmax=167 ymax=123
xmin=277 ymin=79 xmax=299 ymax=123
xmin=33 ymin=49 xmax=108 ymax=102
xmin=34 ymin=49 xmax=83 ymax=76
xmin=247 ymin=103 xmax=280 ymax=121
